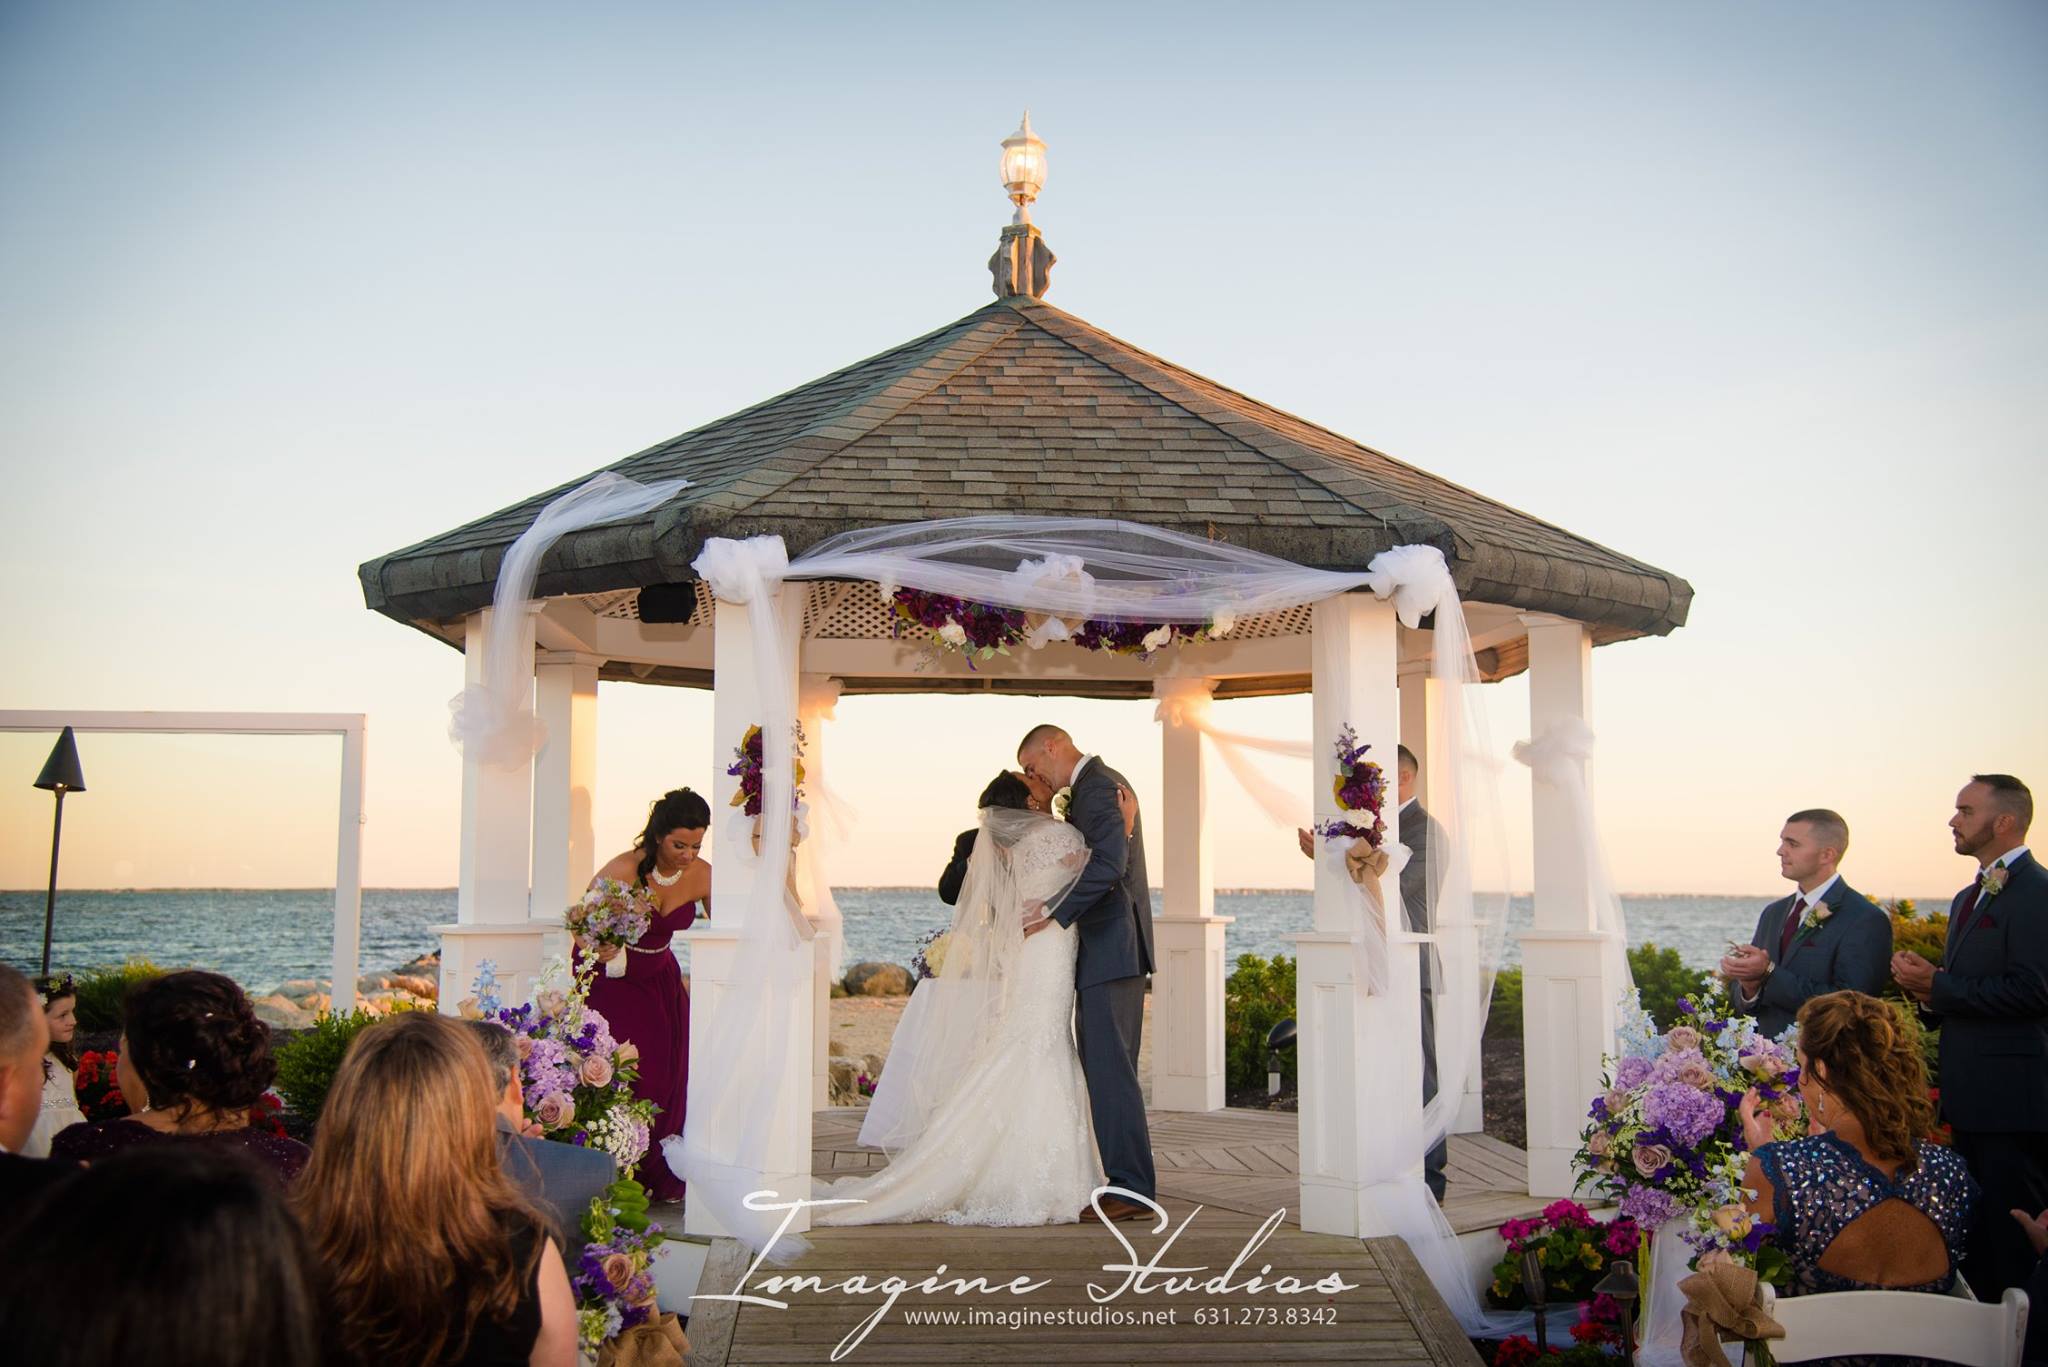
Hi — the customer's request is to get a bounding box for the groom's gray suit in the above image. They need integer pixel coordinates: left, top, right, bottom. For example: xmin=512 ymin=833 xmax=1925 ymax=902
xmin=1048 ymin=755 xmax=1156 ymax=1201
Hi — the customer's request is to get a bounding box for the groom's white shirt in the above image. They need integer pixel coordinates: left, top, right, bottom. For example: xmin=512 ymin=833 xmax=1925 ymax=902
xmin=1071 ymin=754 xmax=1097 ymax=786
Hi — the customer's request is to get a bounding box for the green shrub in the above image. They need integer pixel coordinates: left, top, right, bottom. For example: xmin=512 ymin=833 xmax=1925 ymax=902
xmin=73 ymin=958 xmax=169 ymax=1032
xmin=1223 ymin=952 xmax=1297 ymax=1092
xmin=1486 ymin=967 xmax=1524 ymax=1040
xmin=1628 ymin=943 xmax=1712 ymax=1031
xmin=1883 ymin=900 xmax=1949 ymax=1006
xmin=274 ymin=1007 xmax=411 ymax=1127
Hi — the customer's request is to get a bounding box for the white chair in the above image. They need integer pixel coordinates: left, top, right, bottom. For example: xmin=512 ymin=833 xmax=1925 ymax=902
xmin=1730 ymin=1286 xmax=2030 ymax=1367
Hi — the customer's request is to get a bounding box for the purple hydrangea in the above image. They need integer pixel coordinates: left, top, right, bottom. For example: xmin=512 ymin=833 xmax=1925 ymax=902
xmin=1614 ymin=1056 xmax=1652 ymax=1091
xmin=1619 ymin=1183 xmax=1680 ymax=1227
xmin=1643 ymin=1080 xmax=1726 ymax=1147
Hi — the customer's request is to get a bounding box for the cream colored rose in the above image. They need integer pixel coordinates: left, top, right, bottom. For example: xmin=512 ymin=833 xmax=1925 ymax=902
xmin=1711 ymin=1204 xmax=1753 ymax=1239
xmin=615 ymin=1041 xmax=640 ymax=1066
xmin=937 ymin=621 xmax=968 ymax=646
xmin=1587 ymin=1131 xmax=1613 ymax=1158
xmin=1677 ymin=1059 xmax=1716 ymax=1089
xmin=1604 ymin=1089 xmax=1633 ymax=1115
xmin=1632 ymin=1143 xmax=1673 ymax=1177
xmin=1141 ymin=625 xmax=1174 ymax=653
xmin=601 ymin=1252 xmax=636 ymax=1291
xmin=925 ymin=932 xmax=952 ymax=977
xmin=580 ymin=1055 xmax=615 ymax=1088
xmin=1665 ymin=1026 xmax=1700 ymax=1051
xmin=515 ymin=1035 xmax=535 ymax=1062
xmin=534 ymin=1092 xmax=575 ymax=1128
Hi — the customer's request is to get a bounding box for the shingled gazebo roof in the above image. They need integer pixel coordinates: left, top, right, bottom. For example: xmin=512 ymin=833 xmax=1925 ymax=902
xmin=360 ymin=293 xmax=1691 ymax=672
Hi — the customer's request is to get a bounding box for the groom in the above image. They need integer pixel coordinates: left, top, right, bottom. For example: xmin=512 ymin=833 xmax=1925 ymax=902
xmin=1018 ymin=724 xmax=1157 ymax=1224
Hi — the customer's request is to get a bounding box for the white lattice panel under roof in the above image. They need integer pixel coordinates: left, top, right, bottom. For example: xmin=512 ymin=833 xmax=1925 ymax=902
xmin=582 ymin=582 xmax=1315 ymax=640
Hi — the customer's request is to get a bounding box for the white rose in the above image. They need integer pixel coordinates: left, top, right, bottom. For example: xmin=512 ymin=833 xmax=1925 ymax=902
xmin=1210 ymin=610 xmax=1236 ymax=638
xmin=1140 ymin=625 xmax=1174 ymax=653
xmin=936 ymin=621 xmax=968 ymax=646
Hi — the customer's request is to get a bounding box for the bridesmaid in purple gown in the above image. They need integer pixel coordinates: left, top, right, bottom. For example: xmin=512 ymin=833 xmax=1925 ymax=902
xmin=581 ymin=787 xmax=711 ymax=1203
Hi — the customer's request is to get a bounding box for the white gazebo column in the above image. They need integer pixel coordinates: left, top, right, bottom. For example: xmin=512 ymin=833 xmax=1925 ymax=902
xmin=1400 ymin=668 xmax=1483 ymax=1135
xmin=1293 ymin=593 xmax=1425 ymax=1238
xmin=682 ymin=584 xmax=811 ymax=1238
xmin=439 ymin=607 xmax=565 ymax=1012
xmin=1519 ymin=613 xmax=1624 ymax=1196
xmin=797 ymin=676 xmax=844 ymax=1111
xmin=1150 ymin=678 xmax=1231 ymax=1113
xmin=532 ymin=652 xmax=602 ymax=919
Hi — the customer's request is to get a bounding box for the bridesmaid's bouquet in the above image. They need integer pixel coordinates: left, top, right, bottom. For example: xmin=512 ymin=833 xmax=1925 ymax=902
xmin=569 ymin=878 xmax=656 ymax=979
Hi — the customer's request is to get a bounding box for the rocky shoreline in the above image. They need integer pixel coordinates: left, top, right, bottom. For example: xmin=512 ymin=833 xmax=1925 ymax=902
xmin=246 ymin=951 xmax=443 ymax=1029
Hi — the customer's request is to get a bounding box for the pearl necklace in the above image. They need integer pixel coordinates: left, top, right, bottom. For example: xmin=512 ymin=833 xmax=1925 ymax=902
xmin=649 ymin=862 xmax=683 ymax=887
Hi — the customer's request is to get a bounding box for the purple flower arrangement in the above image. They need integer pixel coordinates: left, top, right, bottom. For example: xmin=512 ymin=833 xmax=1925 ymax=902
xmin=889 ymin=587 xmax=1028 ymax=669
xmin=1311 ymin=724 xmax=1388 ymax=848
xmin=573 ymin=1177 xmax=664 ymax=1358
xmin=1577 ymin=982 xmax=1804 ymax=1281
xmin=726 ymin=722 xmax=806 ymax=818
xmin=481 ymin=966 xmax=656 ymax=1170
xmin=1068 ymin=615 xmax=1231 ymax=657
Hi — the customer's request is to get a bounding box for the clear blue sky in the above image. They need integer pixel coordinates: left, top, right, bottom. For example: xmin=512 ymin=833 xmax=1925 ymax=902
xmin=1 ymin=1 xmax=2042 ymax=898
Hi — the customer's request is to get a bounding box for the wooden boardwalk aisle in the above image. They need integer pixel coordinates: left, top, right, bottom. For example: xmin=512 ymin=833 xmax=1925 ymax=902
xmin=683 ymin=1107 xmax=1535 ymax=1366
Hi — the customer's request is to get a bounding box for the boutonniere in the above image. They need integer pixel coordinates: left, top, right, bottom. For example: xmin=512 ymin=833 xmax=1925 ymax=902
xmin=1051 ymin=787 xmax=1073 ymax=821
xmin=1980 ymin=865 xmax=2010 ymax=901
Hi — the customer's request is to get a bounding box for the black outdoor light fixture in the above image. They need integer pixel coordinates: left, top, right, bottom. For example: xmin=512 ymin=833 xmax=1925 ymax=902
xmin=1265 ymin=1017 xmax=1297 ymax=1098
xmin=1520 ymin=1245 xmax=1550 ymax=1353
xmin=32 ymin=726 xmax=87 ymax=975
xmin=1594 ymin=1255 xmax=1642 ymax=1367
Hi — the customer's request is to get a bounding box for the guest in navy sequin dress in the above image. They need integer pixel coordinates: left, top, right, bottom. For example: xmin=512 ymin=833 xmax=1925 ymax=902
xmin=582 ymin=788 xmax=710 ymax=1204
xmin=1739 ymin=991 xmax=1975 ymax=1363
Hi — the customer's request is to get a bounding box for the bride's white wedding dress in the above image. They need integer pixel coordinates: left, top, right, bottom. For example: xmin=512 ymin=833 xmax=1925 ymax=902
xmin=813 ymin=815 xmax=1103 ymax=1226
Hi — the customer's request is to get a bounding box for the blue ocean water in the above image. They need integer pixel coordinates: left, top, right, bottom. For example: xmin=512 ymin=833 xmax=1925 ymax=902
xmin=0 ymin=887 xmax=1946 ymax=997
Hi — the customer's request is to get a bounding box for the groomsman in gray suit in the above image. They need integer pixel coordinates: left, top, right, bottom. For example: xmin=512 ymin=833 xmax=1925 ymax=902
xmin=1720 ymin=809 xmax=1891 ymax=1039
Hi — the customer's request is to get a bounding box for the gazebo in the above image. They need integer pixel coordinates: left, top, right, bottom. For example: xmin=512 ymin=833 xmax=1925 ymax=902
xmin=360 ymin=130 xmax=1690 ymax=1244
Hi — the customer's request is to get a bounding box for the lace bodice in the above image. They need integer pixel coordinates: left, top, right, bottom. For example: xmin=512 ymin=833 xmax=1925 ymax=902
xmin=1009 ymin=819 xmax=1087 ymax=906
xmin=1755 ymin=1133 xmax=1976 ymax=1295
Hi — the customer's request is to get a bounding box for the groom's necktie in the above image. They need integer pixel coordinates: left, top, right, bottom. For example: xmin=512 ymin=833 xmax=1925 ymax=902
xmin=1778 ymin=897 xmax=1808 ymax=961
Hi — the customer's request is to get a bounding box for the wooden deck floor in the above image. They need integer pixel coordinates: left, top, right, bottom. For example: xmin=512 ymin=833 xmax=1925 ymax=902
xmin=683 ymin=1107 xmax=1534 ymax=1365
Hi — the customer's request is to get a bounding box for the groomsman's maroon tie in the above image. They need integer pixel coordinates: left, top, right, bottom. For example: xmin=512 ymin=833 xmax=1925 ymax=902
xmin=1778 ymin=897 xmax=1808 ymax=961
xmin=1952 ymin=882 xmax=1984 ymax=941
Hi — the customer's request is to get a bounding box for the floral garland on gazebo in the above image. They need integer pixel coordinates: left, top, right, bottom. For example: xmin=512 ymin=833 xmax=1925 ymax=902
xmin=885 ymin=584 xmax=1237 ymax=665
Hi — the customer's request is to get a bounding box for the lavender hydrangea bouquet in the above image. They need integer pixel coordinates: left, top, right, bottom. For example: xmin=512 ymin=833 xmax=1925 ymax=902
xmin=1576 ymin=981 xmax=1804 ymax=1287
xmin=481 ymin=962 xmax=657 ymax=1172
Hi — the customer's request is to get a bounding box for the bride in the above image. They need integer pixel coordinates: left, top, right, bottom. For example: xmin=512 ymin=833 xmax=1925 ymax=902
xmin=813 ymin=769 xmax=1137 ymax=1227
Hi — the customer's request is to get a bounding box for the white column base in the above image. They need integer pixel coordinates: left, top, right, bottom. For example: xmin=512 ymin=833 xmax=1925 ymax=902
xmin=1149 ymin=914 xmax=1233 ymax=1112
xmin=1292 ymin=930 xmax=1425 ymax=1239
xmin=436 ymin=919 xmax=574 ymax=1014
xmin=1520 ymin=928 xmax=1624 ymax=1197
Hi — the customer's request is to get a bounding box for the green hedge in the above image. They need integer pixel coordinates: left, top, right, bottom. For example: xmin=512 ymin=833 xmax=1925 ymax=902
xmin=1223 ymin=953 xmax=1297 ymax=1092
xmin=274 ymin=1006 xmax=414 ymax=1127
xmin=73 ymin=957 xmax=170 ymax=1032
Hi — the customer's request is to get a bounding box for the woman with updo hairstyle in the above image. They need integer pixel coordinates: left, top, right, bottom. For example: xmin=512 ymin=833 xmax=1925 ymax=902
xmin=1738 ymin=989 xmax=1976 ymax=1315
xmin=50 ymin=969 xmax=309 ymax=1182
xmin=582 ymin=785 xmax=711 ymax=1202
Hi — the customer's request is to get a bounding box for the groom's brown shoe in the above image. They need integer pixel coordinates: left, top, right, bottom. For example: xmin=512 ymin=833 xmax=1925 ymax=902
xmin=1080 ymin=1196 xmax=1151 ymax=1224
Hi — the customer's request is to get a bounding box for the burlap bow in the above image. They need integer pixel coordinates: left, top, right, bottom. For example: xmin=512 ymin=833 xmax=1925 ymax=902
xmin=1677 ymin=1260 xmax=1784 ymax=1367
xmin=596 ymin=1310 xmax=689 ymax=1367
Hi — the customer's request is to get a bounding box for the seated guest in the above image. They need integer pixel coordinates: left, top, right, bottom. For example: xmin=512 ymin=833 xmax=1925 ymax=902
xmin=297 ymin=1011 xmax=576 ymax=1367
xmin=1738 ymin=990 xmax=1974 ymax=1306
xmin=0 ymin=1145 xmax=319 ymax=1366
xmin=0 ymin=964 xmax=74 ymax=1225
xmin=25 ymin=973 xmax=85 ymax=1157
xmin=466 ymin=1019 xmax=617 ymax=1251
xmin=2008 ymin=1205 xmax=2048 ymax=1364
xmin=1722 ymin=809 xmax=1891 ymax=1038
xmin=50 ymin=969 xmax=309 ymax=1182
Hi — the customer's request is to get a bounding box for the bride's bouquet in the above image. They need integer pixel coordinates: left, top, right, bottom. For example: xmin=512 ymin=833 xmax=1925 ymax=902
xmin=911 ymin=925 xmax=952 ymax=980
xmin=569 ymin=878 xmax=656 ymax=979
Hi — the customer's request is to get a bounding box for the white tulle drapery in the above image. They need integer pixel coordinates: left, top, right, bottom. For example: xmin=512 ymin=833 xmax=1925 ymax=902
xmin=662 ymin=535 xmax=816 ymax=1263
xmin=656 ymin=515 xmax=1541 ymax=1333
xmin=1152 ymin=680 xmax=1312 ymax=831
xmin=1511 ymin=718 xmax=1632 ymax=984
xmin=796 ymin=678 xmax=851 ymax=983
xmin=447 ymin=473 xmax=688 ymax=768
